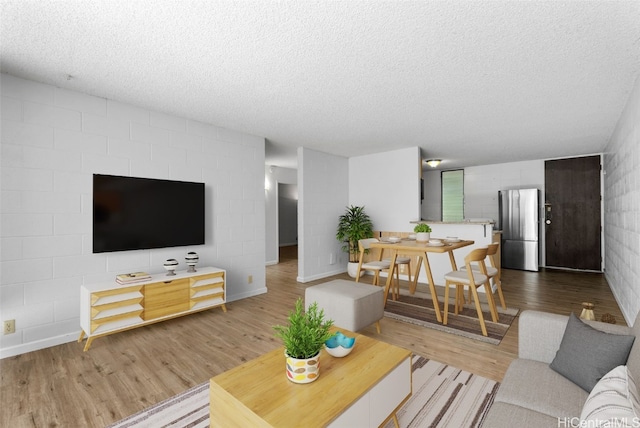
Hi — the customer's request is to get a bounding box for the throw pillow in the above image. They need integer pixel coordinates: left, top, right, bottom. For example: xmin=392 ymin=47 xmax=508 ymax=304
xmin=550 ymin=313 xmax=635 ymax=392
xmin=580 ymin=365 xmax=640 ymax=427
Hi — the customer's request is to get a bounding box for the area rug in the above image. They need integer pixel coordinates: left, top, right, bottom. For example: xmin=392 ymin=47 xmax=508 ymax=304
xmin=108 ymin=355 xmax=499 ymax=428
xmin=384 ymin=293 xmax=519 ymax=345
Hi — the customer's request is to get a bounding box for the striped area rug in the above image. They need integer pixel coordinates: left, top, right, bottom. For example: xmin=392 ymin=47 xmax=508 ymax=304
xmin=108 ymin=356 xmax=498 ymax=428
xmin=386 ymin=356 xmax=499 ymax=428
xmin=384 ymin=293 xmax=519 ymax=345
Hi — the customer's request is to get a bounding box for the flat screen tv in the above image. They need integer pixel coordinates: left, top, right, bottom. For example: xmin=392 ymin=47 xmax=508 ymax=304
xmin=93 ymin=174 xmax=205 ymax=253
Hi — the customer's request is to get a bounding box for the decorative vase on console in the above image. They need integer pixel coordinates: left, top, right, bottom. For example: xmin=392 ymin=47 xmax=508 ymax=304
xmin=164 ymin=259 xmax=178 ymax=276
xmin=414 ymin=223 xmax=432 ymax=242
xmin=185 ymin=252 xmax=199 ymax=272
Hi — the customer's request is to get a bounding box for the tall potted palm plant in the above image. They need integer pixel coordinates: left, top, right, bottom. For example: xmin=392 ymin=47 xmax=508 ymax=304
xmin=336 ymin=205 xmax=374 ymax=277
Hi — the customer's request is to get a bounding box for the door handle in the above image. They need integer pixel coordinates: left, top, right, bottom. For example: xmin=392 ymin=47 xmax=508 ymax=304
xmin=544 ymin=202 xmax=552 ymax=225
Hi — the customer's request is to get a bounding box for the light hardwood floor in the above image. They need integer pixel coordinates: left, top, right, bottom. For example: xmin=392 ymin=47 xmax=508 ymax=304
xmin=0 ymin=246 xmax=626 ymax=427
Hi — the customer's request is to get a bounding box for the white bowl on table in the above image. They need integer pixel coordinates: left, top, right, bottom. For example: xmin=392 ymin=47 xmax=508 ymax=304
xmin=324 ymin=332 xmax=356 ymax=358
xmin=387 ymin=236 xmax=401 ymax=243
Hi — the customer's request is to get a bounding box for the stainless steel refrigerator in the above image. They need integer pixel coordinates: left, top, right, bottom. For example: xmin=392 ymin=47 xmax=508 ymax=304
xmin=498 ymin=189 xmax=539 ymax=271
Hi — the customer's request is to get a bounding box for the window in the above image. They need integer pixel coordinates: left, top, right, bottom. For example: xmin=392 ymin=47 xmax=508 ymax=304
xmin=442 ymin=170 xmax=464 ymax=221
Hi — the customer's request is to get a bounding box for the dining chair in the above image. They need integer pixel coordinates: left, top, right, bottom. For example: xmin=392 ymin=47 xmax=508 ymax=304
xmin=382 ymin=244 xmax=412 ymax=300
xmin=461 ymin=242 xmax=506 ymax=309
xmin=356 ymin=238 xmax=412 ymax=300
xmin=355 ymin=238 xmax=397 ymax=289
xmin=443 ymin=247 xmax=499 ymax=337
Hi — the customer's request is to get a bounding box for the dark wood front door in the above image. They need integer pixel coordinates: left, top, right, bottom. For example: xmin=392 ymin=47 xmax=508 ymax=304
xmin=544 ymin=156 xmax=601 ymax=271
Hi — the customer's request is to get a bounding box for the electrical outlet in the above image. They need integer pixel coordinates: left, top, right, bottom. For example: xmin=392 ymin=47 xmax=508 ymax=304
xmin=248 ymin=275 xmax=253 ymax=284
xmin=3 ymin=320 xmax=15 ymax=335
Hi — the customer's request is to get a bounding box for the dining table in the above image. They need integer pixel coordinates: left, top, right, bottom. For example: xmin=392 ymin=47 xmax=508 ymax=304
xmin=370 ymin=238 xmax=474 ymax=323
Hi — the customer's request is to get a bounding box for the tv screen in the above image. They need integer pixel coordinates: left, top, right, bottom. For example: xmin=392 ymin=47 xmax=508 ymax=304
xmin=93 ymin=174 xmax=205 ymax=253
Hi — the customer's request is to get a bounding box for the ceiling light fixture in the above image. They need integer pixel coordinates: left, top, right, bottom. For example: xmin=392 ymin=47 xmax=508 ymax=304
xmin=426 ymin=159 xmax=441 ymax=168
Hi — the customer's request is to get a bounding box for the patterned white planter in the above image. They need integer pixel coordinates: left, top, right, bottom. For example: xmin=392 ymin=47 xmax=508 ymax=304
xmin=285 ymin=351 xmax=321 ymax=384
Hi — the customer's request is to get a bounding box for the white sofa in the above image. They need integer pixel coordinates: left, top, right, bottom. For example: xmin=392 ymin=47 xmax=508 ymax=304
xmin=482 ymin=310 xmax=640 ymax=426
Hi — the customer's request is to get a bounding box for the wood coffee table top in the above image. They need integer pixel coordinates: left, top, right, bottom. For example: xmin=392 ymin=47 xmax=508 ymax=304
xmin=210 ymin=330 xmax=411 ymax=427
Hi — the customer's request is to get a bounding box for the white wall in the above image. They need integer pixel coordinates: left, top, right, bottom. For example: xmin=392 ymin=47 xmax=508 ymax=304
xmin=0 ymin=74 xmax=267 ymax=357
xmin=297 ymin=148 xmax=348 ymax=282
xmin=603 ymin=74 xmax=640 ymax=324
xmin=349 ymin=147 xmax=422 ymax=232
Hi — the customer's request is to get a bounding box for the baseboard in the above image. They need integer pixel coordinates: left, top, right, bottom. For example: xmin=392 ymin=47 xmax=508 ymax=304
xmin=0 ymin=332 xmax=79 ymax=359
xmin=297 ymin=268 xmax=347 ymax=283
xmin=227 ymin=287 xmax=268 ymax=302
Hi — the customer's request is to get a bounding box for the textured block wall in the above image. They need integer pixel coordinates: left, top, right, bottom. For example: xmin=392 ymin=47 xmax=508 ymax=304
xmin=298 ymin=148 xmax=348 ymax=282
xmin=0 ymin=74 xmax=266 ymax=357
xmin=604 ymin=75 xmax=640 ymax=323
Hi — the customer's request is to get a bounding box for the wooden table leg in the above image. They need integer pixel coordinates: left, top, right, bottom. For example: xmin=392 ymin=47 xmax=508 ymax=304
xmin=447 ymin=250 xmax=459 ymax=271
xmin=409 ymin=256 xmax=422 ymax=295
xmin=421 ymin=252 xmax=442 ymax=323
xmin=382 ymin=250 xmax=398 ymax=307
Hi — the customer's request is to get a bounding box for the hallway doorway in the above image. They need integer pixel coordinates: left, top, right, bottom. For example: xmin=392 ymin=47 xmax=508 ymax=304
xmin=278 ymin=183 xmax=298 ymax=262
xmin=279 ymin=245 xmax=298 ymax=262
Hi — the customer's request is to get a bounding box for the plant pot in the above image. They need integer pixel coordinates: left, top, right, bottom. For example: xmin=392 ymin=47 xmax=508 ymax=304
xmin=285 ymin=351 xmax=321 ymax=384
xmin=416 ymin=232 xmax=430 ymax=242
xmin=347 ymin=262 xmax=364 ymax=278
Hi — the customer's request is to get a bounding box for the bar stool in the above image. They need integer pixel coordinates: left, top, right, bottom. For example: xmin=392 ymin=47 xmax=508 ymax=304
xmin=443 ymin=247 xmax=499 ymax=337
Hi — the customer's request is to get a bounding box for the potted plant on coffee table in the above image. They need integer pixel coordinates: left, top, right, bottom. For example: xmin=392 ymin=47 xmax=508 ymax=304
xmin=273 ymin=298 xmax=334 ymax=384
xmin=414 ymin=223 xmax=432 ymax=242
xmin=336 ymin=205 xmax=373 ymax=278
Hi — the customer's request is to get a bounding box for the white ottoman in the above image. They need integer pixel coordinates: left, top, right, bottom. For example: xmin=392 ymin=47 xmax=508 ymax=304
xmin=305 ymin=279 xmax=383 ymax=333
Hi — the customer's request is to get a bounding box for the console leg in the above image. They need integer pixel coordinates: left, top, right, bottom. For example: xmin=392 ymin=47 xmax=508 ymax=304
xmin=83 ymin=337 xmax=95 ymax=352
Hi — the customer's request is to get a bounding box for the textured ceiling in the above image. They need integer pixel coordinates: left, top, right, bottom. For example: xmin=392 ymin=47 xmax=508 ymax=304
xmin=2 ymin=1 xmax=639 ymax=170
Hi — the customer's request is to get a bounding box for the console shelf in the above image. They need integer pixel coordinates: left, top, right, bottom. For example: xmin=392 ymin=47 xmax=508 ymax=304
xmin=78 ymin=267 xmax=226 ymax=351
